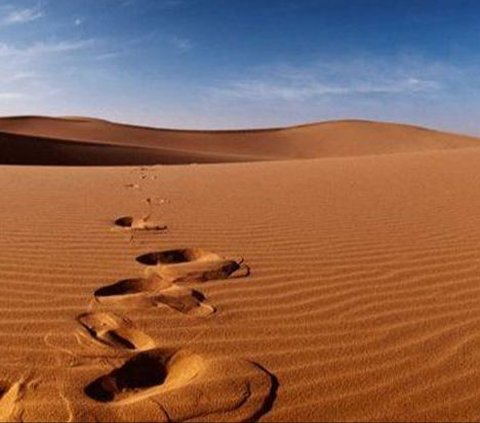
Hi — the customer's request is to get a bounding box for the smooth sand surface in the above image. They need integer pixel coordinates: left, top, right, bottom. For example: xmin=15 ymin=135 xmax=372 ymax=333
xmin=2 ymin=117 xmax=480 ymax=421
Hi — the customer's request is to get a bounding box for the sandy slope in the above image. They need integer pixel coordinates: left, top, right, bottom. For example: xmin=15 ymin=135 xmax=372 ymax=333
xmin=1 ymin=116 xmax=480 ymax=164
xmin=3 ymin=143 xmax=480 ymax=421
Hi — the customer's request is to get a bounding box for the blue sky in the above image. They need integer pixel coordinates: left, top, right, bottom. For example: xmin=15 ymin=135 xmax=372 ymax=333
xmin=1 ymin=0 xmax=480 ymax=133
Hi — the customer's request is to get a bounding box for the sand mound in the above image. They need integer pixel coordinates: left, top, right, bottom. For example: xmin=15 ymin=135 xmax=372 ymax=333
xmin=0 ymin=116 xmax=479 ymax=165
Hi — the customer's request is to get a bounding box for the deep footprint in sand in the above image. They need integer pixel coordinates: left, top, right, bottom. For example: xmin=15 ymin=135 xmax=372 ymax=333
xmin=94 ymin=274 xmax=172 ymax=299
xmin=113 ymin=216 xmax=167 ymax=231
xmin=77 ymin=312 xmax=155 ymax=351
xmin=82 ymin=348 xmax=275 ymax=422
xmin=94 ymin=278 xmax=215 ymax=317
xmin=136 ymin=248 xmax=250 ymax=284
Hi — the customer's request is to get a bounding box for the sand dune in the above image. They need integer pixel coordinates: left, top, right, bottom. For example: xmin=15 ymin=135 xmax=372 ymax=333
xmin=3 ymin=116 xmax=480 ymax=421
xmin=1 ymin=116 xmax=479 ymax=165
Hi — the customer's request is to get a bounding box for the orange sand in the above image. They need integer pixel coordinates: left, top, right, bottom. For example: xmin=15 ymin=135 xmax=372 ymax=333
xmin=1 ymin=117 xmax=480 ymax=421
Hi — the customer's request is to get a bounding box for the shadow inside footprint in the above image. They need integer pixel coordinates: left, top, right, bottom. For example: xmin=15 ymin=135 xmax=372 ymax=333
xmin=114 ymin=216 xmax=166 ymax=231
xmin=84 ymin=349 xmax=198 ymax=403
xmin=136 ymin=248 xmax=220 ymax=265
xmin=77 ymin=312 xmax=155 ymax=351
xmin=85 ymin=353 xmax=168 ymax=402
xmin=114 ymin=216 xmax=134 ymax=228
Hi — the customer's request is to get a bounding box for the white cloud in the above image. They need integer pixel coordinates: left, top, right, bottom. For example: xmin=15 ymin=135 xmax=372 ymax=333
xmin=2 ymin=6 xmax=44 ymax=25
xmin=74 ymin=18 xmax=84 ymax=27
xmin=0 ymin=92 xmax=27 ymax=100
xmin=5 ymin=71 xmax=39 ymax=82
xmin=217 ymin=78 xmax=439 ymax=100
xmin=0 ymin=39 xmax=94 ymax=58
xmin=211 ymin=57 xmax=448 ymax=101
xmin=95 ymin=51 xmax=121 ymax=61
xmin=122 ymin=0 xmax=184 ymax=9
xmin=169 ymin=36 xmax=192 ymax=52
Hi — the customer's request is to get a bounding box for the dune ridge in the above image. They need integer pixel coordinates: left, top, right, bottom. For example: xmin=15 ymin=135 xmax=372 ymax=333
xmin=1 ymin=116 xmax=480 ymax=165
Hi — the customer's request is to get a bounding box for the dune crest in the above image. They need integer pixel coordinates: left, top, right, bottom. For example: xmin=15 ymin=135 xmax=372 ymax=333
xmin=1 ymin=116 xmax=479 ymax=165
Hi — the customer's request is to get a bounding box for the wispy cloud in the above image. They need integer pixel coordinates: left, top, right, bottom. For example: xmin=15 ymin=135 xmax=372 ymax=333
xmin=5 ymin=71 xmax=40 ymax=82
xmin=169 ymin=36 xmax=193 ymax=52
xmin=2 ymin=5 xmax=44 ymax=25
xmin=211 ymin=56 xmax=450 ymax=101
xmin=217 ymin=78 xmax=439 ymax=100
xmin=74 ymin=18 xmax=84 ymax=27
xmin=121 ymin=0 xmax=184 ymax=9
xmin=0 ymin=39 xmax=94 ymax=58
xmin=95 ymin=51 xmax=122 ymax=61
xmin=93 ymin=31 xmax=192 ymax=61
xmin=0 ymin=92 xmax=27 ymax=100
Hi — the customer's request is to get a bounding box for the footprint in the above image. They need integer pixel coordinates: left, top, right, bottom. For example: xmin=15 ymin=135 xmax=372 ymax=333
xmin=143 ymin=197 xmax=168 ymax=205
xmin=83 ymin=348 xmax=275 ymax=422
xmin=136 ymin=249 xmax=250 ymax=284
xmin=0 ymin=381 xmax=22 ymax=422
xmin=114 ymin=216 xmax=167 ymax=231
xmin=150 ymin=287 xmax=215 ymax=317
xmin=152 ymin=259 xmax=248 ymax=284
xmin=94 ymin=275 xmax=172 ymax=300
xmin=94 ymin=278 xmax=214 ymax=317
xmin=124 ymin=183 xmax=140 ymax=189
xmin=77 ymin=312 xmax=155 ymax=351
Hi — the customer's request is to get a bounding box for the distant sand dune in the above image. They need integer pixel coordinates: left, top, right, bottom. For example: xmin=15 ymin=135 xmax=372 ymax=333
xmin=1 ymin=116 xmax=479 ymax=165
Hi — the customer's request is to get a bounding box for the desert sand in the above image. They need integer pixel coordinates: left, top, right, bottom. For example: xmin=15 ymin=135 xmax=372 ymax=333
xmin=2 ymin=117 xmax=480 ymax=421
